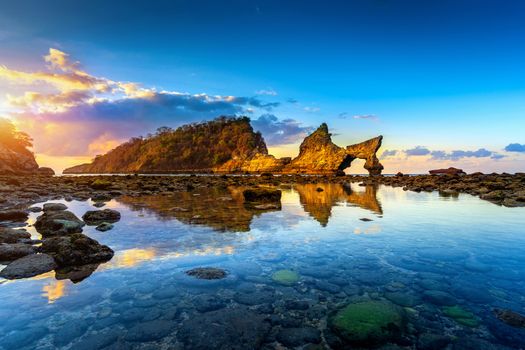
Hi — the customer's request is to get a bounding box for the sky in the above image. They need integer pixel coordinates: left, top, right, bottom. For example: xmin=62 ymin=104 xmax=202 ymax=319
xmin=0 ymin=0 xmax=524 ymax=174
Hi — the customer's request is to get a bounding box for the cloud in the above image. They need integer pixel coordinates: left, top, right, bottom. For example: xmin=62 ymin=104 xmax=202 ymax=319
xmin=430 ymin=148 xmax=494 ymax=160
xmin=1 ymin=48 xmax=283 ymax=157
xmin=338 ymin=112 xmax=348 ymax=119
xmin=504 ymin=143 xmax=525 ymax=153
xmin=405 ymin=146 xmax=431 ymax=156
xmin=255 ymin=89 xmax=277 ymax=96
xmin=380 ymin=149 xmax=398 ymax=159
xmin=251 ymin=114 xmax=313 ymax=146
xmin=303 ymin=106 xmax=320 ymax=113
xmin=353 ymin=114 xmax=378 ymax=121
xmin=287 ymin=98 xmax=298 ymax=104
xmin=491 ymin=154 xmax=506 ymax=160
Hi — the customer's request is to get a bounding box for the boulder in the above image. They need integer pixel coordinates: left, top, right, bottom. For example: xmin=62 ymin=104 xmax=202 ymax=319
xmin=0 ymin=243 xmax=37 ymax=261
xmin=36 ymin=167 xmax=55 ymax=176
xmin=429 ymin=167 xmax=466 ymax=175
xmin=0 ymin=253 xmax=57 ymax=279
xmin=34 ymin=210 xmax=85 ymax=236
xmin=0 ymin=210 xmax=29 ymax=222
xmin=40 ymin=233 xmax=114 ymax=266
xmin=186 ymin=267 xmax=227 ymax=280
xmin=0 ymin=227 xmax=31 ymax=243
xmin=43 ymin=203 xmax=68 ymax=212
xmin=493 ymin=309 xmax=525 ymax=328
xmin=82 ymin=209 xmax=121 ymax=225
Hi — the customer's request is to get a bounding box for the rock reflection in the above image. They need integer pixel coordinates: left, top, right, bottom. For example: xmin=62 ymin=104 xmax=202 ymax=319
xmin=294 ymin=183 xmax=382 ymax=226
xmin=118 ymin=186 xmax=280 ymax=232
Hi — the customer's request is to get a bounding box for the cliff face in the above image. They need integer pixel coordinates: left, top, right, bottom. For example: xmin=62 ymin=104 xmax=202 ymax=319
xmin=282 ymin=124 xmax=384 ymax=175
xmin=0 ymin=144 xmax=39 ymax=175
xmin=64 ymin=117 xmax=270 ymax=174
xmin=283 ymin=123 xmax=349 ymax=174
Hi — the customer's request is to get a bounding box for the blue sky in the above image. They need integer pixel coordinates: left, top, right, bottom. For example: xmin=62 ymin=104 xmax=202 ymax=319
xmin=0 ymin=0 xmax=524 ymax=173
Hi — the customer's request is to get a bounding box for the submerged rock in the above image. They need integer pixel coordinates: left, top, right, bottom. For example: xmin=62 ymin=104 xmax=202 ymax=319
xmin=0 ymin=253 xmax=57 ymax=279
xmin=443 ymin=306 xmax=479 ymax=327
xmin=41 ymin=233 xmax=114 ymax=266
xmin=493 ymin=308 xmax=525 ymax=328
xmin=276 ymin=327 xmax=321 ymax=347
xmin=178 ymin=307 xmax=271 ymax=349
xmin=186 ymin=267 xmax=227 ymax=280
xmin=271 ymin=269 xmax=300 ymax=285
xmin=330 ymin=300 xmax=406 ymax=346
xmin=34 ymin=210 xmax=85 ymax=236
xmin=82 ymin=209 xmax=121 ymax=225
xmin=55 ymin=263 xmax=101 ymax=283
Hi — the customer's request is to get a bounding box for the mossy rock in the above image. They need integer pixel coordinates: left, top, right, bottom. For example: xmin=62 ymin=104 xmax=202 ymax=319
xmin=330 ymin=301 xmax=406 ymax=346
xmin=271 ymin=269 xmax=299 ymax=285
xmin=91 ymin=179 xmax=112 ymax=190
xmin=443 ymin=306 xmax=479 ymax=327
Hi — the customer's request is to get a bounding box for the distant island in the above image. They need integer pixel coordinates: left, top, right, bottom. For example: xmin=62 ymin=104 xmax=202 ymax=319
xmin=63 ymin=116 xmax=384 ymax=175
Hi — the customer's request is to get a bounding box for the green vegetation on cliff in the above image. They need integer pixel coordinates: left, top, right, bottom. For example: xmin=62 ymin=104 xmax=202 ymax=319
xmin=64 ymin=116 xmax=268 ymax=173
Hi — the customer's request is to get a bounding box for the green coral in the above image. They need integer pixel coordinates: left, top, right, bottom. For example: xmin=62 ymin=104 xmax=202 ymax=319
xmin=443 ymin=306 xmax=479 ymax=327
xmin=271 ymin=269 xmax=299 ymax=285
xmin=330 ymin=301 xmax=406 ymax=346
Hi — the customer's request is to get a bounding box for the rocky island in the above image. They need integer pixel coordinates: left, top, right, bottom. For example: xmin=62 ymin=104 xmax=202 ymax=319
xmin=63 ymin=117 xmax=384 ymax=176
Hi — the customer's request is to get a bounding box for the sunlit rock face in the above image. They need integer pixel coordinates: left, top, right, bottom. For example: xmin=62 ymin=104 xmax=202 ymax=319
xmin=0 ymin=143 xmax=39 ymax=175
xmin=282 ymin=123 xmax=384 ymax=175
xmin=63 ymin=118 xmax=383 ymax=175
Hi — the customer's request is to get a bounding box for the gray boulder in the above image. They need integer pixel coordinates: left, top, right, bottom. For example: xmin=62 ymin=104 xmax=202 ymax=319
xmin=0 ymin=253 xmax=57 ymax=279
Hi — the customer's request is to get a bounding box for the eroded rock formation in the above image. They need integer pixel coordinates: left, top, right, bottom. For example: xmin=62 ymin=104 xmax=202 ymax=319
xmin=282 ymin=123 xmax=384 ymax=175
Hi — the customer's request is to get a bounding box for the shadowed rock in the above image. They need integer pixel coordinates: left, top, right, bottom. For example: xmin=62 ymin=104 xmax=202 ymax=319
xmin=0 ymin=253 xmax=57 ymax=279
xmin=34 ymin=210 xmax=85 ymax=236
xmin=40 ymin=233 xmax=114 ymax=266
xmin=82 ymin=209 xmax=121 ymax=225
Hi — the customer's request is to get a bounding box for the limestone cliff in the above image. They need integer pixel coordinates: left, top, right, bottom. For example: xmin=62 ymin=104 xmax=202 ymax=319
xmin=282 ymin=123 xmax=384 ymax=175
xmin=283 ymin=123 xmax=349 ymax=174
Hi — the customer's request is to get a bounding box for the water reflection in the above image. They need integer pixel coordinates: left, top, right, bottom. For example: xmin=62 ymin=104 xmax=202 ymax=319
xmin=118 ymin=186 xmax=280 ymax=232
xmin=294 ymin=183 xmax=382 ymax=226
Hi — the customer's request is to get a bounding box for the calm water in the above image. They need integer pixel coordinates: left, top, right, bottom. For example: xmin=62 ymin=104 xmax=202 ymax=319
xmin=1 ymin=183 xmax=524 ymax=349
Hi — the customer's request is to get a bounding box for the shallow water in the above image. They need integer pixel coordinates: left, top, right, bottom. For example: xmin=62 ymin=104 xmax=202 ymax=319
xmin=1 ymin=183 xmax=524 ymax=349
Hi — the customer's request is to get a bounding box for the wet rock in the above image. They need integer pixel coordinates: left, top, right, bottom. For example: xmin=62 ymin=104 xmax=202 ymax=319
xmin=41 ymin=233 xmax=114 ymax=266
xmin=360 ymin=218 xmax=373 ymax=222
xmin=0 ymin=227 xmax=31 ymax=243
xmin=53 ymin=319 xmax=90 ymax=347
xmin=329 ymin=300 xmax=406 ymax=346
xmin=82 ymin=209 xmax=121 ymax=225
xmin=234 ymin=289 xmax=275 ymax=306
xmin=384 ymin=291 xmax=421 ymax=307
xmin=73 ymin=329 xmax=119 ymax=350
xmin=0 ymin=326 xmax=49 ymax=349
xmin=271 ymin=269 xmax=300 ymax=285
xmin=178 ymin=307 xmax=271 ymax=350
xmin=43 ymin=202 xmax=67 ymax=212
xmin=34 ymin=210 xmax=85 ymax=236
xmin=314 ymin=280 xmax=341 ymax=293
xmin=452 ymin=285 xmax=493 ymax=303
xmin=276 ymin=327 xmax=321 ymax=347
xmin=0 ymin=243 xmax=36 ymax=261
xmin=493 ymin=308 xmax=525 ymax=328
xmin=186 ymin=267 xmax=227 ymax=280
xmin=429 ymin=167 xmax=465 ymax=175
xmin=0 ymin=253 xmax=57 ymax=279
xmin=443 ymin=306 xmax=479 ymax=327
xmin=95 ymin=222 xmax=114 ymax=232
xmin=417 ymin=333 xmax=451 ymax=350
xmin=124 ymin=320 xmax=174 ymax=341
xmin=193 ymin=294 xmax=226 ymax=312
xmin=284 ymin=300 xmax=310 ymax=311
xmin=423 ymin=290 xmax=456 ymax=306
xmin=55 ymin=264 xmax=100 ymax=283
xmin=0 ymin=209 xmax=28 ymax=222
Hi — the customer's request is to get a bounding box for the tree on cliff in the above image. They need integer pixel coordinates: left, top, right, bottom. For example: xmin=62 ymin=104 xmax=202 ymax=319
xmin=0 ymin=117 xmax=33 ymax=154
